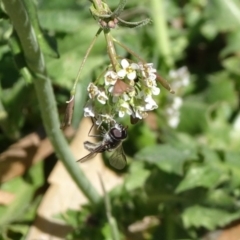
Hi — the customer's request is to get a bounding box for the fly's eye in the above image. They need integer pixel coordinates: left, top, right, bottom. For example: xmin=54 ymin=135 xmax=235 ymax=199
xmin=111 ymin=127 xmax=127 ymax=139
xmin=111 ymin=128 xmax=122 ymax=139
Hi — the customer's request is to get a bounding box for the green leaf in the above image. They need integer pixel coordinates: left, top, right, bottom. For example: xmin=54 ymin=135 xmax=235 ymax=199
xmin=182 ymin=205 xmax=240 ymax=230
xmin=124 ymin=162 xmax=150 ymax=191
xmin=204 ymin=0 xmax=240 ymax=31
xmin=39 ymin=10 xmax=90 ymax=33
xmin=178 ymin=99 xmax=208 ymax=134
xmin=222 ymin=56 xmax=240 ymax=75
xmin=1 ymin=79 xmax=33 ymax=139
xmin=46 ymin=31 xmax=106 ymax=89
xmin=204 ymin=72 xmax=238 ymax=107
xmin=135 ymin=144 xmax=198 ymax=175
xmin=176 ymin=164 xmax=225 ymax=193
xmin=200 ymin=147 xmax=222 ymax=164
xmin=7 ymin=224 xmax=29 ymax=236
xmin=224 ymin=151 xmax=240 ymax=188
xmin=205 ymin=102 xmax=236 ymax=149
xmin=176 ymin=147 xmax=229 ymax=193
xmin=205 ymin=189 xmax=235 ymax=208
xmin=220 ymin=31 xmax=240 ymax=57
xmin=0 ymin=162 xmax=44 ymax=226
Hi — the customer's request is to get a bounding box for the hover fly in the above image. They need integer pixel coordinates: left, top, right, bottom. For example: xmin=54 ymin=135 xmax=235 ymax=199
xmin=77 ymin=121 xmax=128 ymax=170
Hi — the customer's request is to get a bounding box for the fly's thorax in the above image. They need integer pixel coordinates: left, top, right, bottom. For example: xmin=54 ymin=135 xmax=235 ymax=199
xmin=102 ymin=133 xmax=121 ymax=150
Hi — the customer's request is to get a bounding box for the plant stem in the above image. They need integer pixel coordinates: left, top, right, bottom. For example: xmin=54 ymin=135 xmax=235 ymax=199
xmin=71 ymin=28 xmax=102 ymax=97
xmin=104 ymin=30 xmax=119 ymax=71
xmin=150 ymin=0 xmax=173 ymax=68
xmin=99 ymin=174 xmax=120 ymax=240
xmin=3 ymin=0 xmax=101 ymax=205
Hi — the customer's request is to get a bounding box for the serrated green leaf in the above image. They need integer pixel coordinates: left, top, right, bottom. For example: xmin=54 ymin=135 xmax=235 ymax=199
xmin=176 ymin=164 xmax=224 ymax=193
xmin=205 ymin=189 xmax=235 ymax=208
xmin=182 ymin=205 xmax=240 ymax=230
xmin=135 ymin=144 xmax=198 ymax=175
xmin=205 ymin=103 xmax=236 ymax=149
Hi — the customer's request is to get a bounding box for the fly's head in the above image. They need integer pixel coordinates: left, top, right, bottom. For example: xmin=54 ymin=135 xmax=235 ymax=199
xmin=110 ymin=123 xmax=128 ymax=140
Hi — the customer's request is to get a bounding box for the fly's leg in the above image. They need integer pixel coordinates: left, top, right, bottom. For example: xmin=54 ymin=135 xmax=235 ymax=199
xmin=87 ymin=117 xmax=106 ymax=138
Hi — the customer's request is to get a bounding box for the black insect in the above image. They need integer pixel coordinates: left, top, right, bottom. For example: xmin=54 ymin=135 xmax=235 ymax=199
xmin=77 ymin=121 xmax=128 ymax=170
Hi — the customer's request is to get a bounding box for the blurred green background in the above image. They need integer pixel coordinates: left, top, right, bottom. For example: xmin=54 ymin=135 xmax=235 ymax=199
xmin=1 ymin=0 xmax=240 ymax=239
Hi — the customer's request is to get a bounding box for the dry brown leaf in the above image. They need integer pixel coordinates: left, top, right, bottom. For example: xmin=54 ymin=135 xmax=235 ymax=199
xmin=217 ymin=223 xmax=240 ymax=240
xmin=0 ymin=127 xmax=74 ymax=182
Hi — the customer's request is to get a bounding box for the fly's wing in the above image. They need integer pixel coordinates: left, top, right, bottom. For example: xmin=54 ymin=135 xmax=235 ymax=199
xmin=108 ymin=145 xmax=127 ymax=170
xmin=77 ymin=151 xmax=98 ymax=163
xmin=77 ymin=142 xmax=104 ymax=163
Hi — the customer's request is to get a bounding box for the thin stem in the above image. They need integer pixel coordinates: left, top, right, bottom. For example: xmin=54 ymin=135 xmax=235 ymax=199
xmin=71 ymin=28 xmax=102 ymax=96
xmin=3 ymin=0 xmax=101 ymax=205
xmin=113 ymin=37 xmax=145 ymax=62
xmin=99 ymin=174 xmax=120 ymax=240
xmin=150 ymin=0 xmax=173 ymax=68
xmin=104 ymin=30 xmax=120 ymax=71
xmin=62 ymin=28 xmax=101 ymax=128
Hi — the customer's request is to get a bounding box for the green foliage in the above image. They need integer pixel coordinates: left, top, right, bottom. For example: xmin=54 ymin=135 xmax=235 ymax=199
xmin=0 ymin=162 xmax=44 ymax=238
xmin=1 ymin=0 xmax=240 ymax=239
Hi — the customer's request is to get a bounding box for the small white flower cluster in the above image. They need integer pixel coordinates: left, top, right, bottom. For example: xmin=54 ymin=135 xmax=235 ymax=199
xmin=169 ymin=66 xmax=190 ymax=89
xmin=84 ymin=59 xmax=160 ymax=125
xmin=165 ymin=66 xmax=190 ymax=128
xmin=166 ymin=97 xmax=183 ymax=128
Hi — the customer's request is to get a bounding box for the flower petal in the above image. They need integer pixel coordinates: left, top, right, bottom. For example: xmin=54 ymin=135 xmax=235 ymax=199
xmin=127 ymin=71 xmax=136 ymax=80
xmin=121 ymin=59 xmax=129 ymax=68
xmin=117 ymin=69 xmax=126 ymax=78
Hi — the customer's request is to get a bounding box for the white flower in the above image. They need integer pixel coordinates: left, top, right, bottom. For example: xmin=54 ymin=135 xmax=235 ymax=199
xmin=143 ymin=78 xmax=160 ymax=96
xmin=139 ymin=88 xmax=152 ymax=102
xmin=87 ymin=83 xmax=99 ymax=99
xmin=104 ymin=70 xmax=118 ymax=86
xmin=117 ymin=59 xmax=139 ymax=81
xmin=140 ymin=85 xmax=160 ymax=104
xmin=97 ymin=90 xmax=108 ymax=104
xmin=96 ymin=114 xmax=115 ymax=126
xmin=151 ymin=86 xmax=160 ymax=95
xmin=118 ymin=101 xmax=132 ymax=118
xmin=139 ymin=62 xmax=157 ymax=78
xmin=84 ymin=100 xmax=95 ymax=117
xmin=169 ymin=66 xmax=190 ymax=88
xmin=144 ymin=75 xmax=157 ymax=88
xmin=133 ymin=105 xmax=148 ymax=119
xmin=167 ymin=112 xmax=180 ymax=128
xmin=172 ymin=97 xmax=183 ymax=110
xmin=144 ymin=97 xmax=158 ymax=111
